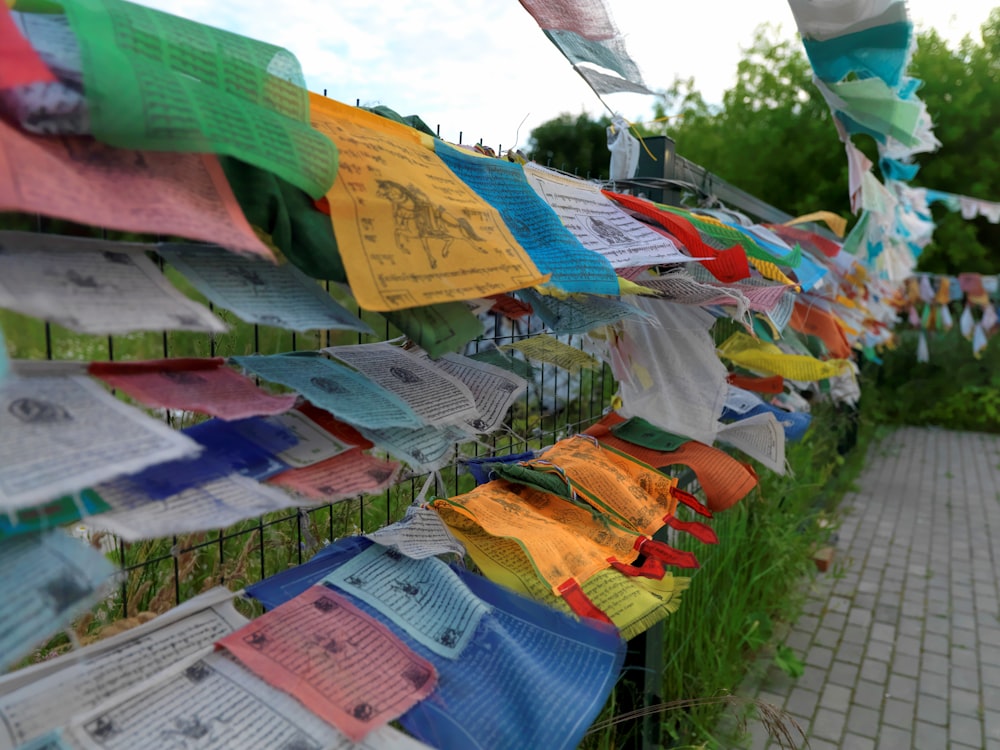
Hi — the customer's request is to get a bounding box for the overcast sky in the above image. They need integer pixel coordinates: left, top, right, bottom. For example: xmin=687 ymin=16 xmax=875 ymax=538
xmin=145 ymin=0 xmax=996 ymax=152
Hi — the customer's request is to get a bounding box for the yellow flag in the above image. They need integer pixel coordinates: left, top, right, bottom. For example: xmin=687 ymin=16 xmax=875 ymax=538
xmin=785 ymin=211 xmax=847 ymax=238
xmin=309 ymin=94 xmax=547 ymax=311
xmin=618 ymin=277 xmax=661 ymax=296
xmin=447 ymin=519 xmax=687 ymax=640
xmin=501 ymin=334 xmax=601 ymax=373
xmin=718 ymin=332 xmax=849 ymax=381
xmin=749 ymin=257 xmax=799 ymax=287
xmin=432 ymin=480 xmax=639 ymax=594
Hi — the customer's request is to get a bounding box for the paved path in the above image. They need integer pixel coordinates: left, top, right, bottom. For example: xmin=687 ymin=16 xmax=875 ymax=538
xmin=740 ymin=426 xmax=1000 ymax=750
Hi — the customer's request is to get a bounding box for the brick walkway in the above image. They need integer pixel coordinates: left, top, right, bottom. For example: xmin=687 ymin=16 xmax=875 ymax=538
xmin=739 ymin=426 xmax=1000 ymax=750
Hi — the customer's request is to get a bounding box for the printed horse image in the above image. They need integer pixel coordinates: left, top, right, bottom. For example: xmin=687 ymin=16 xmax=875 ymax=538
xmin=376 ymin=180 xmax=488 ymax=268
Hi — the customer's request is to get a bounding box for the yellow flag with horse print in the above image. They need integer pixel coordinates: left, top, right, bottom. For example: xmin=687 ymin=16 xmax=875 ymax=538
xmin=309 ymin=94 xmax=547 ymax=311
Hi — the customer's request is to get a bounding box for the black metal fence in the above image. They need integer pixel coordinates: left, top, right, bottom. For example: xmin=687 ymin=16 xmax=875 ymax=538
xmin=7 ymin=133 xmax=765 ymax=749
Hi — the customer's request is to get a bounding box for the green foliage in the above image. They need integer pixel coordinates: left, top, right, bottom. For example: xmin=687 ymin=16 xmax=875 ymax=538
xmin=908 ymin=11 xmax=1000 ymax=274
xmin=665 ymin=24 xmax=851 ymax=218
xmin=866 ymin=324 xmax=1000 ymax=432
xmin=526 ymin=14 xmax=1000 ymax=274
xmin=584 ymin=403 xmax=871 ymax=749
xmin=772 ymin=644 xmax=805 ymax=679
xmin=526 ymin=112 xmax=613 ymax=179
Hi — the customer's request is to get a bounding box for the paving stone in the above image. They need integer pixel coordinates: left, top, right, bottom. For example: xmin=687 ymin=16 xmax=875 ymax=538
xmin=858 ymin=579 xmax=880 ymax=594
xmin=953 ymin=597 xmax=977 ymax=615
xmin=917 ymin=669 xmax=949 ymax=698
xmin=822 ymin=612 xmax=848 ymax=631
xmin=725 ymin=429 xmax=1000 ymax=750
xmin=883 ymin=567 xmax=905 ymax=582
xmin=952 ymin=612 xmax=978 ymax=631
xmin=759 ymin=677 xmax=793 ymax=701
xmin=982 ymin=628 xmax=1000 ymax=647
xmin=950 ymin=713 xmax=984 ymax=748
xmin=744 ymin=717 xmax=772 ymax=750
xmin=894 ymin=634 xmax=921 ymax=657
xmin=873 ymin=605 xmax=900 ymax=625
xmin=842 ymin=733 xmax=876 ymax=750
xmin=848 ymin=592 xmax=877 ymax=619
xmin=841 ymin=625 xmax=868 ymax=646
xmin=846 ymin=704 xmax=880 ymax=738
xmin=819 ymin=684 xmax=851 ymax=714
xmin=806 ymin=645 xmax=835 ymax=670
xmin=923 ymin=600 xmax=948 ymax=617
xmin=848 ymin=607 xmax=873 ymax=628
xmin=859 ymin=659 xmax=888 ymax=684
xmin=827 ymin=596 xmax=851 ymax=614
xmin=979 ymin=597 xmax=1000 ymax=614
xmin=926 ymin=587 xmax=949 ymax=603
xmin=925 ymin=616 xmax=950 ymax=635
xmin=813 ymin=628 xmax=840 ymax=648
xmin=886 ymin=674 xmax=917 ymax=701
xmin=982 ymin=644 xmax=1000 ymax=667
xmin=890 ymin=653 xmax=920 ymax=678
xmin=985 ymin=710 xmax=1000 ymax=742
xmin=852 ymin=679 xmax=885 ymax=709
xmin=881 ymin=580 xmax=903 ymax=595
xmin=870 ymin=623 xmax=896 ymax=643
xmin=951 ymin=686 xmax=983 ymax=717
xmin=982 ymin=664 xmax=1000 ymax=687
xmin=784 ymin=629 xmax=812 ymax=653
xmin=828 ymin=660 xmax=860 ymax=688
xmin=882 ymin=697 xmax=915 ymax=729
xmin=921 ymin=651 xmax=949 ymax=675
xmin=784 ymin=688 xmax=820 ymax=719
xmin=796 ymin=614 xmax=821 ymax=634
xmin=795 ymin=665 xmax=828 ymax=693
xmin=811 ymin=708 xmax=847 ymax=743
xmin=984 ymin=684 xmax=1000 ymax=710
xmin=952 ymin=628 xmax=978 ymax=650
xmin=838 ymin=641 xmax=866 ymax=665
xmin=757 ymin=690 xmax=786 ymax=709
xmin=877 ymin=726 xmax=912 ymax=750
xmin=922 ymin=632 xmax=949 ymax=655
xmin=802 ymin=598 xmax=825 ymax=616
xmin=951 ymin=646 xmax=980 ymax=669
xmin=864 ymin=640 xmax=891 ymax=663
xmin=914 ymin=720 xmax=949 ymax=750
xmin=951 ymin=666 xmax=981 ymax=692
xmin=833 ymin=580 xmax=859 ymax=597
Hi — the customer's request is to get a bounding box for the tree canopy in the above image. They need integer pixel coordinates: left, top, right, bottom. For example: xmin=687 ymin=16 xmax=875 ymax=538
xmin=526 ymin=11 xmax=1000 ymax=274
xmin=526 ymin=112 xmax=613 ymax=180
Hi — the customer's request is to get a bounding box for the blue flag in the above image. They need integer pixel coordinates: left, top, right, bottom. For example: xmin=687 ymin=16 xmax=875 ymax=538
xmin=435 ymin=142 xmax=620 ymax=296
xmin=248 ymin=536 xmax=625 ymax=750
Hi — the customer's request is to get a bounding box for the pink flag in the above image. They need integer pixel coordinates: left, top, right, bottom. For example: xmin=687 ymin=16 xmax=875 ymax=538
xmin=267 ymin=449 xmax=400 ymax=502
xmin=0 ymin=119 xmax=273 ymax=258
xmin=91 ymin=358 xmax=296 ymax=420
xmin=218 ymin=586 xmax=436 ymax=742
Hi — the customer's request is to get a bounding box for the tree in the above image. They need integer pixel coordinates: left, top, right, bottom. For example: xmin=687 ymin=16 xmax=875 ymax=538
xmin=525 ymin=16 xmax=1000 ymax=273
xmin=527 ymin=112 xmax=613 ymax=180
xmin=908 ymin=10 xmax=1000 ymax=274
xmin=665 ymin=24 xmax=852 ymax=218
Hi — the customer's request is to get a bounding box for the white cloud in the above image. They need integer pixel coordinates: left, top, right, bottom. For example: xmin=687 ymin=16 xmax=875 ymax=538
xmin=134 ymin=0 xmax=997 ymax=152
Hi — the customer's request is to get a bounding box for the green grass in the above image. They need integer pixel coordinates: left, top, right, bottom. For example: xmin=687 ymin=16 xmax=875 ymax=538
xmin=580 ymin=401 xmax=875 ymax=749
xmin=864 ymin=325 xmax=1000 ymax=433
xmin=4 ymin=245 xmax=877 ymax=750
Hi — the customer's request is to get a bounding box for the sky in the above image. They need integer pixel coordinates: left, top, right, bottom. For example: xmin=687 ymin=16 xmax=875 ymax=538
xmin=143 ymin=0 xmax=997 ymax=153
